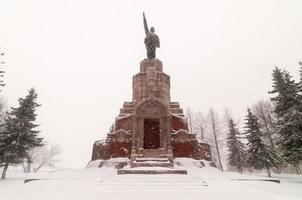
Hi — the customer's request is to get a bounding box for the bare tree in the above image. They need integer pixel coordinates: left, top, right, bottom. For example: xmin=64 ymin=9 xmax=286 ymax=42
xmin=251 ymin=100 xmax=283 ymax=173
xmin=224 ymin=108 xmax=232 ymax=125
xmin=252 ymin=100 xmax=277 ymax=150
xmin=24 ymin=150 xmax=35 ymax=173
xmin=33 ymin=144 xmax=62 ymax=172
xmin=207 ymin=108 xmax=224 ymax=171
xmin=186 ymin=107 xmax=194 ymax=133
xmin=23 ymin=144 xmax=62 ymax=173
xmin=193 ymin=111 xmax=208 ymax=141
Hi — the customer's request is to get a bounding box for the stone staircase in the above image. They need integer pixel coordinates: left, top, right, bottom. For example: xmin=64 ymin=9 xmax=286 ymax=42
xmin=130 ymin=149 xmax=174 ymax=168
xmin=117 ymin=169 xmax=187 ymax=175
xmin=117 ymin=150 xmax=188 ymax=175
xmin=131 ymin=157 xmax=173 ymax=168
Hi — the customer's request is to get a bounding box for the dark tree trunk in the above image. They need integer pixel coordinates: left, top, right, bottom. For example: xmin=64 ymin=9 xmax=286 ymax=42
xmin=34 ymin=161 xmax=46 ymax=173
xmin=1 ymin=162 xmax=9 ymax=179
xmin=22 ymin=162 xmax=27 ymax=173
xmin=213 ymin=128 xmax=223 ymax=171
xmin=200 ymin=127 xmax=204 ymax=141
xmin=24 ymin=154 xmax=33 ymax=173
xmin=266 ymin=166 xmax=271 ymax=177
xmin=26 ymin=160 xmax=31 ymax=173
xmin=209 ymin=109 xmax=223 ymax=171
xmin=237 ymin=166 xmax=243 ymax=174
xmin=294 ymin=163 xmax=301 ymax=175
xmin=275 ymin=166 xmax=281 ymax=174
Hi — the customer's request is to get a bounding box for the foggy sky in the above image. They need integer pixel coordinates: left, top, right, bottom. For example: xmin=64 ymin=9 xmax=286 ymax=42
xmin=1 ymin=0 xmax=302 ymax=168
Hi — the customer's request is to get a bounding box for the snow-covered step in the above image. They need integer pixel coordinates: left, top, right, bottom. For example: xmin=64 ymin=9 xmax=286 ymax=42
xmin=98 ymin=185 xmax=208 ymax=190
xmin=101 ymin=178 xmax=206 ymax=183
xmin=135 ymin=157 xmax=169 ymax=162
xmin=131 ymin=161 xmax=172 ymax=168
xmin=99 ymin=175 xmax=208 ymax=190
xmin=132 ymin=159 xmax=173 ymax=168
xmin=117 ymin=169 xmax=187 ymax=174
xmin=170 ymin=108 xmax=184 ymax=114
xmin=131 ymin=156 xmax=173 ymax=168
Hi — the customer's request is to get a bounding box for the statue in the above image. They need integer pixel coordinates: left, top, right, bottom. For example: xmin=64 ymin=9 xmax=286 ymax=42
xmin=143 ymin=12 xmax=160 ymax=59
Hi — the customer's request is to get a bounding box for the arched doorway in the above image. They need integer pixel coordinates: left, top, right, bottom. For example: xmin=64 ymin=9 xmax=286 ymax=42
xmin=143 ymin=118 xmax=160 ymax=149
xmin=131 ymin=96 xmax=172 ymax=158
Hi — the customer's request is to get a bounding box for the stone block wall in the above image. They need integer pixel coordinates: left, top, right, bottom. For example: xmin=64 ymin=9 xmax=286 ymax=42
xmin=109 ymin=141 xmax=131 ymax=158
xmin=132 ymin=59 xmax=170 ymax=104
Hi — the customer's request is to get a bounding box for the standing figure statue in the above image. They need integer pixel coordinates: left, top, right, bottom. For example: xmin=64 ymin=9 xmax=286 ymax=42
xmin=143 ymin=12 xmax=160 ymax=59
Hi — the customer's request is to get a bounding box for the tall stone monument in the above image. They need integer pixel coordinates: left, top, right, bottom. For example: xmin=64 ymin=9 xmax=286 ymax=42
xmin=91 ymin=13 xmax=211 ymax=172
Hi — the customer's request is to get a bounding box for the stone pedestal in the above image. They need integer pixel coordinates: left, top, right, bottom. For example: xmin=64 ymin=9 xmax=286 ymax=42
xmin=133 ymin=59 xmax=170 ymax=104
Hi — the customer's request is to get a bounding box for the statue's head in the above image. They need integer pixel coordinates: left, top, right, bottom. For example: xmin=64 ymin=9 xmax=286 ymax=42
xmin=150 ymin=27 xmax=155 ymax=33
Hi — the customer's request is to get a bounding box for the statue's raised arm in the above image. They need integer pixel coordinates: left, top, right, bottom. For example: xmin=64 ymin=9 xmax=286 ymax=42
xmin=143 ymin=12 xmax=149 ymax=35
xmin=143 ymin=13 xmax=160 ymax=59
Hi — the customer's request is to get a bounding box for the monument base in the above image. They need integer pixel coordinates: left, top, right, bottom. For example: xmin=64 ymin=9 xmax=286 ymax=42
xmin=90 ymin=59 xmax=212 ymax=170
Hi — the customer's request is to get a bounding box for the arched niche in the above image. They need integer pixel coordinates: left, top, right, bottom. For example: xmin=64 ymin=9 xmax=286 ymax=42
xmin=131 ymin=96 xmax=172 ymax=156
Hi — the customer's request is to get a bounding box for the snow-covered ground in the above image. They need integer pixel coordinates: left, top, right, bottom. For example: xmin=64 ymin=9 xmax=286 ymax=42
xmin=1 ymin=158 xmax=301 ymax=200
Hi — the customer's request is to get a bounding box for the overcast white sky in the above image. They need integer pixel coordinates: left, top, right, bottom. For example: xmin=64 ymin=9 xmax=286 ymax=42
xmin=1 ymin=0 xmax=302 ymax=168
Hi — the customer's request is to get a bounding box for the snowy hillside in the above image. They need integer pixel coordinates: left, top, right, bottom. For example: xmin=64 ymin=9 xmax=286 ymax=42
xmin=1 ymin=158 xmax=301 ymax=200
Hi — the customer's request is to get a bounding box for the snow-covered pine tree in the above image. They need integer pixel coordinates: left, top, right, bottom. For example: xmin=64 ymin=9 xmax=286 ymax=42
xmin=0 ymin=115 xmax=28 ymax=179
xmin=226 ymin=118 xmax=246 ymax=173
xmin=18 ymin=88 xmax=43 ymax=173
xmin=269 ymin=67 xmax=302 ymax=174
xmin=245 ymin=109 xmax=280 ymax=177
xmin=269 ymin=67 xmax=300 ymax=118
xmin=252 ymin=100 xmax=282 ymax=173
xmin=299 ymin=61 xmax=302 ymax=84
xmin=0 ymin=47 xmax=5 ymax=90
xmin=252 ymin=100 xmax=277 ymax=150
xmin=278 ymin=106 xmax=302 ymax=174
xmin=0 ymin=88 xmax=43 ymax=178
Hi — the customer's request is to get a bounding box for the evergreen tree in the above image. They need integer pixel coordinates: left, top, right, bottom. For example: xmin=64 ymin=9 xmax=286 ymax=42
xmin=299 ymin=61 xmax=302 ymax=84
xmin=269 ymin=67 xmax=302 ymax=174
xmin=245 ymin=109 xmax=280 ymax=177
xmin=226 ymin=118 xmax=246 ymax=173
xmin=0 ymin=115 xmax=28 ymax=179
xmin=277 ymin=105 xmax=302 ymax=174
xmin=0 ymin=47 xmax=5 ymax=89
xmin=0 ymin=88 xmax=43 ymax=178
xmin=269 ymin=68 xmax=300 ymax=118
xmin=252 ymin=100 xmax=277 ymax=150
